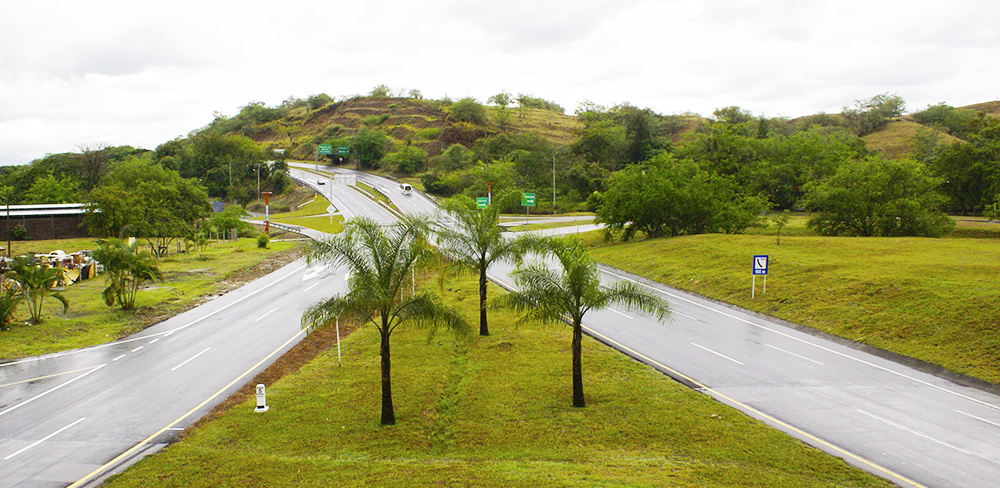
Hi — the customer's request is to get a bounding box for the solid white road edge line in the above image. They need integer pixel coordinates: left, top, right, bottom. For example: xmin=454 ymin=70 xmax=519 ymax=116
xmin=600 ymin=268 xmax=1000 ymax=412
xmin=3 ymin=417 xmax=86 ymax=460
xmin=170 ymin=348 xmax=211 ymax=372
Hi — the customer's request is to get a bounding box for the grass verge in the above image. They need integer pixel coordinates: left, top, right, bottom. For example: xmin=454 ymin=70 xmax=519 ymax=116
xmin=1 ymin=238 xmax=300 ymax=361
xmin=105 ymin=272 xmax=889 ymax=487
xmin=582 ymin=230 xmax=1000 ymax=385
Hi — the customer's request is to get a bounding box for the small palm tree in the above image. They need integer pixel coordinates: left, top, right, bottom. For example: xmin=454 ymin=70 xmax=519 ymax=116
xmin=436 ymin=190 xmax=527 ymax=336
xmin=497 ymin=235 xmax=670 ymax=408
xmin=9 ymin=256 xmax=69 ymax=324
xmin=92 ymin=238 xmax=162 ymax=311
xmin=302 ymin=216 xmax=469 ymax=425
xmin=0 ymin=275 xmax=23 ymax=328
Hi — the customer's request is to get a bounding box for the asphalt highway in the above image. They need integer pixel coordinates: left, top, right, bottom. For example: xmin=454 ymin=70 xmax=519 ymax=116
xmin=0 ymin=258 xmax=348 ymax=487
xmin=4 ymin=163 xmax=1000 ymax=487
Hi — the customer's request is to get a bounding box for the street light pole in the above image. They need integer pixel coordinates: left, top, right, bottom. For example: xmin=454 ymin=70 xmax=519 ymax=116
xmin=552 ymin=155 xmax=556 ymax=215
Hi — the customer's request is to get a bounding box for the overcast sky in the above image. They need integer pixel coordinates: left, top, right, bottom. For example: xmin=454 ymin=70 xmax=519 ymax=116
xmin=2 ymin=0 xmax=998 ymax=165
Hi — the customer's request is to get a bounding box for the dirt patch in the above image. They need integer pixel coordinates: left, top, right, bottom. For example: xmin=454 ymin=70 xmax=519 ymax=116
xmin=180 ymin=319 xmax=361 ymax=438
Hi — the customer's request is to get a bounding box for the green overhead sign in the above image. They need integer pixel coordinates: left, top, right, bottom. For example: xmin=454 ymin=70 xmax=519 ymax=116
xmin=522 ymin=192 xmax=536 ymax=207
xmin=318 ymin=144 xmax=333 ymax=155
xmin=338 ymin=146 xmax=350 ymax=155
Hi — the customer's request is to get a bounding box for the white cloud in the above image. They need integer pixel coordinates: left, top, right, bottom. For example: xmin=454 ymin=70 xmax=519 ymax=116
xmin=2 ymin=0 xmax=1000 ymax=165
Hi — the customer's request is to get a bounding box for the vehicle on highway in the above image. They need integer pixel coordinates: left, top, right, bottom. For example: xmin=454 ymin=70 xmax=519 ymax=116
xmin=400 ymin=183 xmax=412 ymax=195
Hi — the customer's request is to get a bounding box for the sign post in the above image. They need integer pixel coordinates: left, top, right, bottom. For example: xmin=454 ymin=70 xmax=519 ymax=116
xmin=262 ymin=191 xmax=273 ymax=234
xmin=522 ymin=192 xmax=535 ymax=225
xmin=752 ymin=254 xmax=769 ymax=298
xmin=317 ymin=144 xmax=333 ymax=170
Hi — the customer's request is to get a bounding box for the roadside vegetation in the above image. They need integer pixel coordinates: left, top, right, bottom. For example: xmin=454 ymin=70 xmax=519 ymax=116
xmin=105 ymin=270 xmax=889 ymax=488
xmin=0 ymin=237 xmax=298 ymax=360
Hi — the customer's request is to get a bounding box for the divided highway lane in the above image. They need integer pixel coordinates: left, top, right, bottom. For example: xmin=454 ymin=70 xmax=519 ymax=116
xmin=0 ymin=259 xmax=349 ymax=487
xmin=288 ymin=166 xmax=400 ymax=224
xmin=488 ymin=255 xmax=1000 ymax=488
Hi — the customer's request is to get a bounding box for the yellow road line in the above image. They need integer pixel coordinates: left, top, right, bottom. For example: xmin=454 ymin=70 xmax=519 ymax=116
xmin=69 ymin=329 xmax=306 ymax=488
xmin=0 ymin=365 xmax=104 ymax=389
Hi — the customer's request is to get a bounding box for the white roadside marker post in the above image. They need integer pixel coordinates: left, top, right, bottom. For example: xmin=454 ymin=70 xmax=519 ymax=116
xmin=254 ymin=384 xmax=269 ymax=413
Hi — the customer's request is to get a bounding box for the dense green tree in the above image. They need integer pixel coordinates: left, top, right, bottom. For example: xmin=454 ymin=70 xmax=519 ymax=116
xmin=594 ymin=155 xmax=767 ymax=240
xmin=302 ymin=216 xmax=469 ymax=425
xmin=85 ymin=156 xmax=210 ymax=256
xmin=912 ymin=103 xmax=978 ymax=139
xmin=436 ymin=191 xmax=527 ymax=336
xmin=369 ymin=84 xmax=391 ymax=97
xmin=384 ymin=146 xmax=428 ymax=175
xmin=497 ymin=235 xmax=669 ymax=407
xmin=23 ymin=172 xmax=81 ymax=204
xmin=351 ymin=126 xmax=390 ymax=170
xmin=929 ymin=121 xmax=1000 ymax=212
xmin=91 ymin=238 xmax=162 ymax=311
xmin=429 ymin=144 xmax=473 ymax=172
xmin=803 ymin=157 xmax=953 ymax=237
xmin=842 ymin=93 xmax=906 ymax=136
xmin=570 ymin=120 xmax=627 ymax=170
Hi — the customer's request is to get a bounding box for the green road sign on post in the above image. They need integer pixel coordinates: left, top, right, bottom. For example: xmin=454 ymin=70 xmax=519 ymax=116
xmin=476 ymin=197 xmax=489 ymax=209
xmin=337 ymin=146 xmax=350 ymax=155
xmin=522 ymin=192 xmax=535 ymax=225
xmin=318 ymin=145 xmax=333 ymax=155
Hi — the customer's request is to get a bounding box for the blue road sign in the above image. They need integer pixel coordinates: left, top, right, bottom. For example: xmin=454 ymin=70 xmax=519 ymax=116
xmin=753 ymin=255 xmax=769 ymax=275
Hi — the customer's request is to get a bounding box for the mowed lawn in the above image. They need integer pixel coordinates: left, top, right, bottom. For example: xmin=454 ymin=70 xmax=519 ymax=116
xmin=582 ymin=225 xmax=1000 ymax=384
xmin=106 ymin=275 xmax=889 ymax=488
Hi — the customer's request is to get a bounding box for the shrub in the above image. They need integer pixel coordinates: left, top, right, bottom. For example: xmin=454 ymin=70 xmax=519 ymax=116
xmin=448 ymin=98 xmax=486 ymax=125
xmin=11 ymin=224 xmax=28 ymax=241
xmin=257 ymin=233 xmax=270 ymax=249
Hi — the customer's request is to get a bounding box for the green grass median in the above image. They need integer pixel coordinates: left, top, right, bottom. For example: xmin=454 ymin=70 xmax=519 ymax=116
xmin=105 ymin=273 xmax=889 ymax=487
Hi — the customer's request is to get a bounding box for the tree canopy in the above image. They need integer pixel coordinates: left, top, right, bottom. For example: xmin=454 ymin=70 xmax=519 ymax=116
xmin=85 ymin=156 xmax=210 ymax=255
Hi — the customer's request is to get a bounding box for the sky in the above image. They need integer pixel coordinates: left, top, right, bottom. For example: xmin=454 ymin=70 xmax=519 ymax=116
xmin=2 ymin=0 xmax=999 ymax=166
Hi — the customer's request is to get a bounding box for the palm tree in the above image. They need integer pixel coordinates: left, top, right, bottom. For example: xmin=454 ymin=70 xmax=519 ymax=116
xmin=497 ymin=235 xmax=670 ymax=408
xmin=436 ymin=191 xmax=526 ymax=336
xmin=92 ymin=238 xmax=163 ymax=311
xmin=9 ymin=256 xmax=69 ymax=324
xmin=302 ymin=216 xmax=469 ymax=425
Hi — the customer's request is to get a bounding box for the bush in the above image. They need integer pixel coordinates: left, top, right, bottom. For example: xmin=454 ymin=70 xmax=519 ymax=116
xmin=385 ymin=146 xmax=428 ymax=175
xmin=257 ymin=233 xmax=270 ymax=249
xmin=11 ymin=224 xmax=28 ymax=241
xmin=595 ymin=155 xmax=767 ymax=240
xmin=803 ymin=157 xmax=953 ymax=237
xmin=448 ymin=98 xmax=487 ymax=125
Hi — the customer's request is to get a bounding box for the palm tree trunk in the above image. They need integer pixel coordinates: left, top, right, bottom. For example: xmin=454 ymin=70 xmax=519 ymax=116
xmin=379 ymin=329 xmax=396 ymax=425
xmin=572 ymin=320 xmax=585 ymax=408
xmin=479 ymin=268 xmax=489 ymax=336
